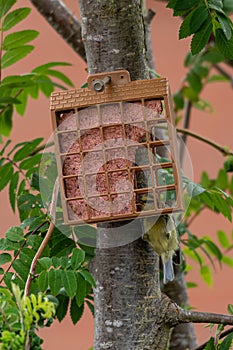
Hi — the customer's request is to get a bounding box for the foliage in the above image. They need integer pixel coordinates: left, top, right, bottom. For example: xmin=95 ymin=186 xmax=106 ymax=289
xmin=0 ymin=284 xmax=56 ymax=349
xmin=0 ymin=0 xmax=74 ymax=142
xmin=167 ymin=0 xmax=233 ymax=58
xmin=0 ymin=0 xmax=233 ymax=349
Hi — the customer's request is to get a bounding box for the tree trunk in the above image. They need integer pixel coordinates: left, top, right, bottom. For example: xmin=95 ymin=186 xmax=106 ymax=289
xmin=78 ymin=1 xmax=195 ymax=349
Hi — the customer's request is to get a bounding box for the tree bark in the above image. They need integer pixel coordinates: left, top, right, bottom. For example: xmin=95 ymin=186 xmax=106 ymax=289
xmin=29 ymin=0 xmax=86 ymax=60
xmin=78 ymin=1 xmax=171 ymax=349
xmin=164 ymin=265 xmax=197 ymax=350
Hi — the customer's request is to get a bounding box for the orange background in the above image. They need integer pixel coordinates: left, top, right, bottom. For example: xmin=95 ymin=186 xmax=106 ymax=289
xmin=0 ymin=1 xmax=232 ymax=349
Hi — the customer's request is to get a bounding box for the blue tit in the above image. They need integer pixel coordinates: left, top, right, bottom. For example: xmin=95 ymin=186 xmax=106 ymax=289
xmin=142 ymin=214 xmax=179 ymax=284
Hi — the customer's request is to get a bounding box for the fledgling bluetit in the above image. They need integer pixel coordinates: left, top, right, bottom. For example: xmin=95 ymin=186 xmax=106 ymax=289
xmin=142 ymin=214 xmax=179 ymax=284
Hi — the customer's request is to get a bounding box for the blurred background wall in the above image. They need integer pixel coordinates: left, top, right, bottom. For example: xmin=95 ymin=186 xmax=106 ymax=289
xmin=0 ymin=1 xmax=232 ymax=349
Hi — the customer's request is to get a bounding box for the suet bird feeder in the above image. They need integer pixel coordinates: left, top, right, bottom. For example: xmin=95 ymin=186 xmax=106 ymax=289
xmin=50 ymin=70 xmax=183 ymax=225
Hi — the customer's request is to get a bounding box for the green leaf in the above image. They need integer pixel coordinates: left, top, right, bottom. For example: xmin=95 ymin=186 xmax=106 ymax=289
xmin=224 ymin=156 xmax=233 ymax=172
xmin=182 ymin=86 xmax=199 ymax=102
xmin=38 ymin=270 xmax=49 ymax=292
xmin=0 ymin=0 xmax=16 ymax=19
xmin=71 ymin=248 xmax=85 ymax=270
xmin=1 ymin=45 xmax=34 ymax=69
xmin=217 ymin=230 xmax=230 ymax=248
xmin=203 ymin=337 xmax=215 ymax=350
xmin=173 ymin=91 xmax=184 ymax=109
xmin=179 ymin=11 xmax=194 ymax=39
xmin=13 ymin=138 xmax=43 ymax=161
xmin=0 ymin=105 xmax=13 ymax=137
xmin=186 ymin=281 xmax=198 ymax=288
xmin=70 ymin=298 xmax=84 ymax=325
xmin=61 ymin=270 xmax=77 ymax=299
xmin=223 ymin=0 xmax=233 ymax=13
xmin=190 ymin=5 xmax=209 ymax=33
xmin=2 ymin=8 xmax=31 ymax=31
xmin=187 ymin=71 xmax=202 ymax=93
xmin=201 ymin=49 xmax=225 ymax=63
xmin=9 ymin=171 xmax=19 ymax=212
xmin=52 ymin=257 xmax=61 ymax=269
xmin=3 ymin=30 xmax=39 ymax=50
xmin=79 ymin=270 xmax=96 ymax=288
xmin=217 ymin=13 xmax=232 ymax=40
xmin=56 ymin=294 xmax=70 ymax=322
xmin=203 ymin=238 xmax=222 ymax=261
xmin=219 ymin=332 xmax=233 ymax=350
xmin=194 ymin=98 xmax=213 ymax=113
xmin=5 ymin=226 xmax=24 ymax=242
xmin=0 ymin=162 xmax=14 ymax=191
xmin=216 ymin=169 xmax=228 ymax=190
xmin=208 ymin=1 xmax=224 ymax=13
xmin=200 ymin=265 xmax=213 ymax=286
xmin=19 ymin=153 xmax=42 ymax=170
xmin=207 ymin=74 xmax=230 ymax=83
xmin=76 ymin=273 xmax=86 ymax=307
xmin=174 ymin=0 xmax=200 ymax=11
xmin=14 ymin=88 xmax=28 ymax=116
xmin=0 ymin=253 xmax=12 ymax=265
xmin=222 ymin=255 xmax=233 ymax=267
xmin=191 ymin=19 xmax=212 ymax=55
xmin=86 ymin=300 xmax=94 ymax=316
xmin=49 ymin=269 xmax=62 ymax=296
xmin=0 ymin=139 xmax=11 ymax=156
xmin=12 ymin=259 xmax=29 ymax=280
xmin=32 ymin=61 xmax=72 ymax=74
xmin=216 ymin=28 xmax=233 ymax=59
xmin=0 ymin=96 xmax=20 ymax=105
xmin=38 ymin=257 xmax=52 ymax=270
xmin=228 ymin=304 xmax=233 ymax=315
xmin=1 ymin=74 xmax=35 ymax=90
xmin=44 ymin=69 xmax=74 ymax=87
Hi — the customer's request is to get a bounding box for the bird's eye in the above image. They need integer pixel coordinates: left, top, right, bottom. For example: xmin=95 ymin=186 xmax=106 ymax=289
xmin=166 ymin=232 xmax=170 ymax=240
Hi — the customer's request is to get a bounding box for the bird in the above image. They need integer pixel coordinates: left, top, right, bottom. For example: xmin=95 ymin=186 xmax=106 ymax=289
xmin=142 ymin=213 xmax=179 ymax=284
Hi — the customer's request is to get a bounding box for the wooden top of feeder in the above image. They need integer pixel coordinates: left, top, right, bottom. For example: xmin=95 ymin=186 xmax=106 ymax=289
xmin=50 ymin=70 xmax=170 ymax=111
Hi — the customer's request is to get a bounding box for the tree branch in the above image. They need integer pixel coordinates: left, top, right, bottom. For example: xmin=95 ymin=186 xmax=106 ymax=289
xmin=177 ymin=127 xmax=233 ymax=156
xmin=24 ymin=178 xmax=59 ymax=297
xmin=177 ymin=308 xmax=233 ymax=326
xmin=29 ymin=0 xmax=86 ymax=61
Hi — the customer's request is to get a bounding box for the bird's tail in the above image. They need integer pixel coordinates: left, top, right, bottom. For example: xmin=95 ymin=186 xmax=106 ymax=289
xmin=163 ymin=258 xmax=174 ymax=284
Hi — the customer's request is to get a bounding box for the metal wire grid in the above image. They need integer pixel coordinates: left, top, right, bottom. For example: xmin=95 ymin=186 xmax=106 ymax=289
xmin=52 ymin=96 xmax=183 ymax=224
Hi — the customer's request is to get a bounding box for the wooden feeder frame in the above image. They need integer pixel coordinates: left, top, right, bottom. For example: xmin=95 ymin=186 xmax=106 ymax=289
xmin=50 ymin=70 xmax=183 ymax=225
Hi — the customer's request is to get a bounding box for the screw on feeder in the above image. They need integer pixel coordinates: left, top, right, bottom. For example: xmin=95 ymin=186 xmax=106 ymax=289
xmin=92 ymin=75 xmax=111 ymax=92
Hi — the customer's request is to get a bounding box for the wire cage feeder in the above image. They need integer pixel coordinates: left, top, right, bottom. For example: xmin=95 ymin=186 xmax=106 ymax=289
xmin=50 ymin=70 xmax=183 ymax=225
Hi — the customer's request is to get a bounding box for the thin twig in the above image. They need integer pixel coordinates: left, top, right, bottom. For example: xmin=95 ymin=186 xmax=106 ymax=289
xmin=0 ymin=221 xmax=48 ymax=285
xmin=24 ymin=178 xmax=59 ymax=297
xmin=194 ymin=327 xmax=233 ymax=350
xmin=214 ymin=64 xmax=233 ymax=87
xmin=177 ymin=127 xmax=233 ymax=156
xmin=179 ymin=100 xmax=192 ymax=164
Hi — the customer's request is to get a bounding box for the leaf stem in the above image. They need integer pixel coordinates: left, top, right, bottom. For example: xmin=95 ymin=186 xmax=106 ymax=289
xmin=24 ymin=178 xmax=59 ymax=297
